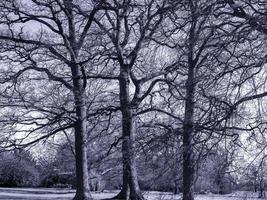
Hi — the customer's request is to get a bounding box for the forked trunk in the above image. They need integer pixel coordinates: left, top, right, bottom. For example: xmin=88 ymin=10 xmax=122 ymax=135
xmin=62 ymin=0 xmax=93 ymax=197
xmin=111 ymin=66 xmax=144 ymax=200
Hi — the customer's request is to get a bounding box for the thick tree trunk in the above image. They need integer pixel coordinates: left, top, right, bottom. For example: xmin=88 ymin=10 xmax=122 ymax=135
xmin=72 ymin=65 xmax=93 ymax=200
xmin=113 ymin=169 xmax=130 ymax=199
xmin=182 ymin=65 xmax=195 ymax=200
xmin=112 ymin=66 xmax=144 ymax=200
xmin=61 ymin=1 xmax=92 ymax=197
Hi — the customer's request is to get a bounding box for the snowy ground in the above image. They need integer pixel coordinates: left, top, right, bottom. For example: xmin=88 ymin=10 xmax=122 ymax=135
xmin=0 ymin=188 xmax=265 ymax=200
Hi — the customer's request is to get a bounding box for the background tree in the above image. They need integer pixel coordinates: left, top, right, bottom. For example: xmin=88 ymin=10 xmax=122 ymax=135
xmin=0 ymin=150 xmax=40 ymax=187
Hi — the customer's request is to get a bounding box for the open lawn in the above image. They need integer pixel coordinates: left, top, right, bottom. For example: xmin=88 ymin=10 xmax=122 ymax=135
xmin=0 ymin=188 xmax=265 ymax=200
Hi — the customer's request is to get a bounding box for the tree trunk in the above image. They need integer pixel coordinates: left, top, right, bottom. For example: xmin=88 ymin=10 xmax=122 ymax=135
xmin=182 ymin=3 xmax=197 ymax=198
xmin=112 ymin=65 xmax=144 ymax=200
xmin=258 ymin=179 xmax=265 ymax=198
xmin=61 ymin=1 xmax=93 ymax=197
xmin=174 ymin=135 xmax=180 ymax=195
xmin=174 ymin=179 xmax=180 ymax=195
xmin=182 ymin=65 xmax=195 ymax=200
xmin=72 ymin=65 xmax=93 ymax=200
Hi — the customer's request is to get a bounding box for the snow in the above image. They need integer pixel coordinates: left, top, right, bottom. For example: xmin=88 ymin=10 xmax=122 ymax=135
xmin=0 ymin=188 xmax=265 ymax=200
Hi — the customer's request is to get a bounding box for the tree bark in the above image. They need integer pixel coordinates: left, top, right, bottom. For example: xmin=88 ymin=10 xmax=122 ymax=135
xmin=182 ymin=2 xmax=197 ymax=199
xmin=72 ymin=64 xmax=93 ymax=200
xmin=182 ymin=64 xmax=195 ymax=200
xmin=62 ymin=1 xmax=93 ymax=199
xmin=174 ymin=135 xmax=180 ymax=195
xmin=111 ymin=65 xmax=144 ymax=200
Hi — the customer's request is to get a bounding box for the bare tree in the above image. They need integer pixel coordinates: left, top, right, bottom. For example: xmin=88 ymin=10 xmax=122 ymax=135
xmin=0 ymin=1 xmax=267 ymax=200
xmin=150 ymin=1 xmax=267 ymax=199
xmin=0 ymin=1 xmax=112 ymax=199
xmin=93 ymin=1 xmax=176 ymax=199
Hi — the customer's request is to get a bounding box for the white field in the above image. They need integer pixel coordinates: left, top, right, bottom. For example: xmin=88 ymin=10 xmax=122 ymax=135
xmin=0 ymin=188 xmax=265 ymax=200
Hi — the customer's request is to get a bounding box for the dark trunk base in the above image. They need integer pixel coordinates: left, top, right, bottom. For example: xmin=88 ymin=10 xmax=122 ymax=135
xmin=182 ymin=193 xmax=194 ymax=200
xmin=73 ymin=193 xmax=93 ymax=200
xmin=104 ymin=189 xmax=145 ymax=200
xmin=109 ymin=189 xmax=128 ymax=200
xmin=130 ymin=193 xmax=145 ymax=200
xmin=173 ymin=187 xmax=179 ymax=195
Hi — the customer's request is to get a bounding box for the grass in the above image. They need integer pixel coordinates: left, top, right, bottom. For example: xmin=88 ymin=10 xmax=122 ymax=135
xmin=0 ymin=188 xmax=265 ymax=200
